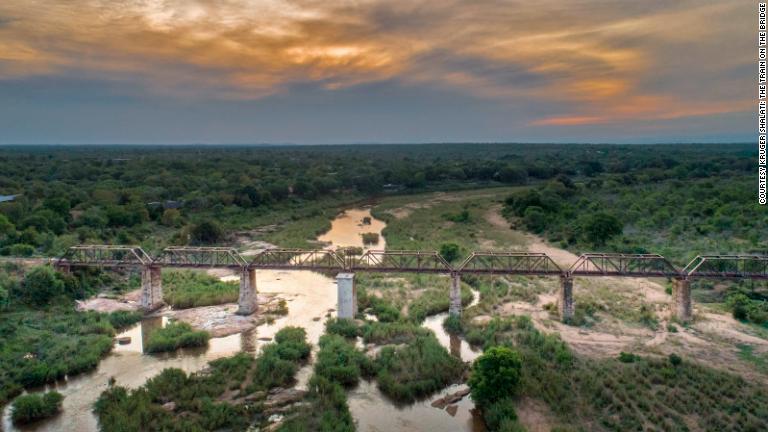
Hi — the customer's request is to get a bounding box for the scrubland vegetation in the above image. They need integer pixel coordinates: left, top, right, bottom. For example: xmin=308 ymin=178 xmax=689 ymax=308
xmin=461 ymin=316 xmax=768 ymax=431
xmin=144 ymin=321 xmax=210 ymax=353
xmin=94 ymin=327 xmax=311 ymax=431
xmin=161 ymin=270 xmax=239 ymax=309
xmin=11 ymin=391 xmax=64 ymax=424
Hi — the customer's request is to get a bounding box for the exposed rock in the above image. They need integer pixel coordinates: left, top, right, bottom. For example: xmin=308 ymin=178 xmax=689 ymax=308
xmin=162 ymin=401 xmax=176 ymax=412
xmin=446 ymin=404 xmax=459 ymax=416
xmin=472 ymin=315 xmax=492 ymax=326
xmin=431 ymin=387 xmax=471 ymax=410
xmin=245 ymin=391 xmax=267 ymax=402
xmin=264 ymin=388 xmax=307 ymax=409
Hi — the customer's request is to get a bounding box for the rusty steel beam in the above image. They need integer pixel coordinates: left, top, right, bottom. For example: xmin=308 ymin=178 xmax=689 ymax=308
xmin=351 ymin=250 xmax=453 ymax=273
xmin=57 ymin=245 xmax=152 ymax=268
xmin=457 ymin=252 xmax=562 ymax=276
xmin=249 ymin=248 xmax=346 ymax=271
xmin=683 ymin=255 xmax=768 ymax=280
xmin=568 ymin=253 xmax=681 ymax=278
xmin=153 ymin=246 xmax=248 ymax=269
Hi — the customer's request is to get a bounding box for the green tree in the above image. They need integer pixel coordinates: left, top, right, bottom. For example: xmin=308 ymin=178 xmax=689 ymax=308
xmin=468 ymin=346 xmax=523 ymax=407
xmin=439 ymin=243 xmax=461 ymax=263
xmin=20 ymin=266 xmax=65 ymax=306
xmin=0 ymin=213 xmax=14 ymax=239
xmin=160 ymin=209 xmax=182 ymax=227
xmin=583 ymin=212 xmax=623 ymax=245
xmin=191 ymin=220 xmax=224 ymax=244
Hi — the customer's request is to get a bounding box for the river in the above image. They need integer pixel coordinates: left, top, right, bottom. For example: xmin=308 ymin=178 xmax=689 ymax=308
xmin=3 ymin=206 xmax=483 ymax=432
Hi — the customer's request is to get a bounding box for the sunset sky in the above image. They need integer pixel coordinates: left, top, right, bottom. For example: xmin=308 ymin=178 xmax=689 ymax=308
xmin=0 ymin=0 xmax=753 ymax=144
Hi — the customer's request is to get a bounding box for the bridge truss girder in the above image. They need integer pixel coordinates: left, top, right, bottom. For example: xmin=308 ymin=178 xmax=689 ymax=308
xmin=683 ymin=255 xmax=768 ymax=280
xmin=153 ymin=247 xmax=248 ymax=269
xmin=456 ymin=252 xmax=562 ymax=276
xmin=249 ymin=248 xmax=346 ymax=271
xmin=568 ymin=253 xmax=681 ymax=278
xmin=57 ymin=245 xmax=153 ymax=268
xmin=351 ymin=250 xmax=453 ymax=273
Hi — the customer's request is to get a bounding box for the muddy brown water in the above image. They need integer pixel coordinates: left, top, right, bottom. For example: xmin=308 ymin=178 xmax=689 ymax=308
xmin=2 ymin=206 xmax=483 ymax=432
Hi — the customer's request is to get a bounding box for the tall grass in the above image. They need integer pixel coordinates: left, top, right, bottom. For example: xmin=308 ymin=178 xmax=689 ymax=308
xmin=144 ymin=321 xmax=210 ymax=353
xmin=161 ymin=270 xmax=238 ymax=309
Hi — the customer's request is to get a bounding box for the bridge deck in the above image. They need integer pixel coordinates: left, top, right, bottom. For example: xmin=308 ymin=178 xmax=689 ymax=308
xmin=51 ymin=245 xmax=768 ymax=280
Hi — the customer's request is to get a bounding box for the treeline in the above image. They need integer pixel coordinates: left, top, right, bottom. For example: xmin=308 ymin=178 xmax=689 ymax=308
xmin=503 ymin=169 xmax=766 ymax=265
xmin=0 ymin=143 xmax=755 ymax=256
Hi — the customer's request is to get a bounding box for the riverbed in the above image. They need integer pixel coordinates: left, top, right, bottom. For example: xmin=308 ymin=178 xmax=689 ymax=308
xmin=3 ymin=206 xmax=483 ymax=432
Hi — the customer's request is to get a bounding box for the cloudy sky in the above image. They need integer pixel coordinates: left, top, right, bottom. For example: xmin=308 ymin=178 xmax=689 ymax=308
xmin=0 ymin=0 xmax=753 ymax=144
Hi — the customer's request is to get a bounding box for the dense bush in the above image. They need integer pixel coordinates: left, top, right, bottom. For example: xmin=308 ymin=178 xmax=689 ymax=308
xmin=314 ymin=334 xmax=372 ymax=387
xmin=325 ymin=318 xmax=359 ymax=339
xmin=95 ymin=327 xmax=311 ymax=431
xmin=0 ymin=308 xmax=141 ymax=405
xmin=375 ymin=334 xmax=464 ymax=402
xmin=11 ymin=391 xmax=63 ymax=424
xmin=468 ymin=346 xmax=523 ymax=407
xmin=144 ymin=321 xmax=210 ymax=353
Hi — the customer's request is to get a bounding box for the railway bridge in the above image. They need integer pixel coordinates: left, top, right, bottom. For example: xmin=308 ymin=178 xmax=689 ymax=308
xmin=54 ymin=245 xmax=768 ymax=322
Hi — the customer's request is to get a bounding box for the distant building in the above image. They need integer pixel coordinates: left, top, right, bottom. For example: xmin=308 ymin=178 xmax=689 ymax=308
xmin=147 ymin=200 xmax=184 ymax=209
xmin=0 ymin=194 xmax=19 ymax=203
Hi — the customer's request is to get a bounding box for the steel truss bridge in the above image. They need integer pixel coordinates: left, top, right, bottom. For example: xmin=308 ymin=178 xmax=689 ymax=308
xmin=55 ymin=245 xmax=768 ymax=280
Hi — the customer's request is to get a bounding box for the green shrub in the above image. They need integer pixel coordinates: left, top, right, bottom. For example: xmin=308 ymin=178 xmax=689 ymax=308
xmin=375 ymin=335 xmax=464 ymax=402
xmin=11 ymin=391 xmax=63 ymax=424
xmin=483 ymin=398 xmax=518 ymax=431
xmin=145 ymin=321 xmax=209 ymax=353
xmin=361 ymin=232 xmax=380 ymax=244
xmin=443 ymin=315 xmax=463 ymax=335
xmin=107 ymin=310 xmax=144 ymax=330
xmin=439 ymin=243 xmax=462 ymax=263
xmin=669 ymin=353 xmax=682 ymax=366
xmin=618 ymin=352 xmax=639 ymax=363
xmin=468 ymin=346 xmax=522 ymax=407
xmin=325 ymin=318 xmax=359 ymax=339
xmin=315 ymin=334 xmax=371 ymax=387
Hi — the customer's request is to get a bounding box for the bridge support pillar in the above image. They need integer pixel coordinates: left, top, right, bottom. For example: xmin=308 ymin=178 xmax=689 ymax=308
xmin=558 ymin=276 xmax=574 ymax=322
xmin=449 ymin=273 xmax=462 ymax=317
xmin=141 ymin=265 xmax=163 ymax=311
xmin=672 ymin=278 xmax=692 ymax=322
xmin=337 ymin=273 xmax=357 ymax=319
xmin=237 ymin=268 xmax=258 ymax=315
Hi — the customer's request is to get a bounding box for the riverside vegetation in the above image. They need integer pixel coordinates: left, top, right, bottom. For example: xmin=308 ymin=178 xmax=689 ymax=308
xmin=94 ymin=327 xmax=311 ymax=431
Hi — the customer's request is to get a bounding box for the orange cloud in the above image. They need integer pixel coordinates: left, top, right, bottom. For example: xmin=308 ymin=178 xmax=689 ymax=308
xmin=0 ymin=0 xmax=753 ymax=127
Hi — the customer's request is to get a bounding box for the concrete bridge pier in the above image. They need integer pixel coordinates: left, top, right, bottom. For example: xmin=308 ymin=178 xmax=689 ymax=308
xmin=672 ymin=278 xmax=692 ymax=322
xmin=141 ymin=265 xmax=163 ymax=311
xmin=449 ymin=272 xmax=462 ymax=317
xmin=558 ymin=276 xmax=574 ymax=322
xmin=237 ymin=268 xmax=258 ymax=315
xmin=337 ymin=273 xmax=357 ymax=319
